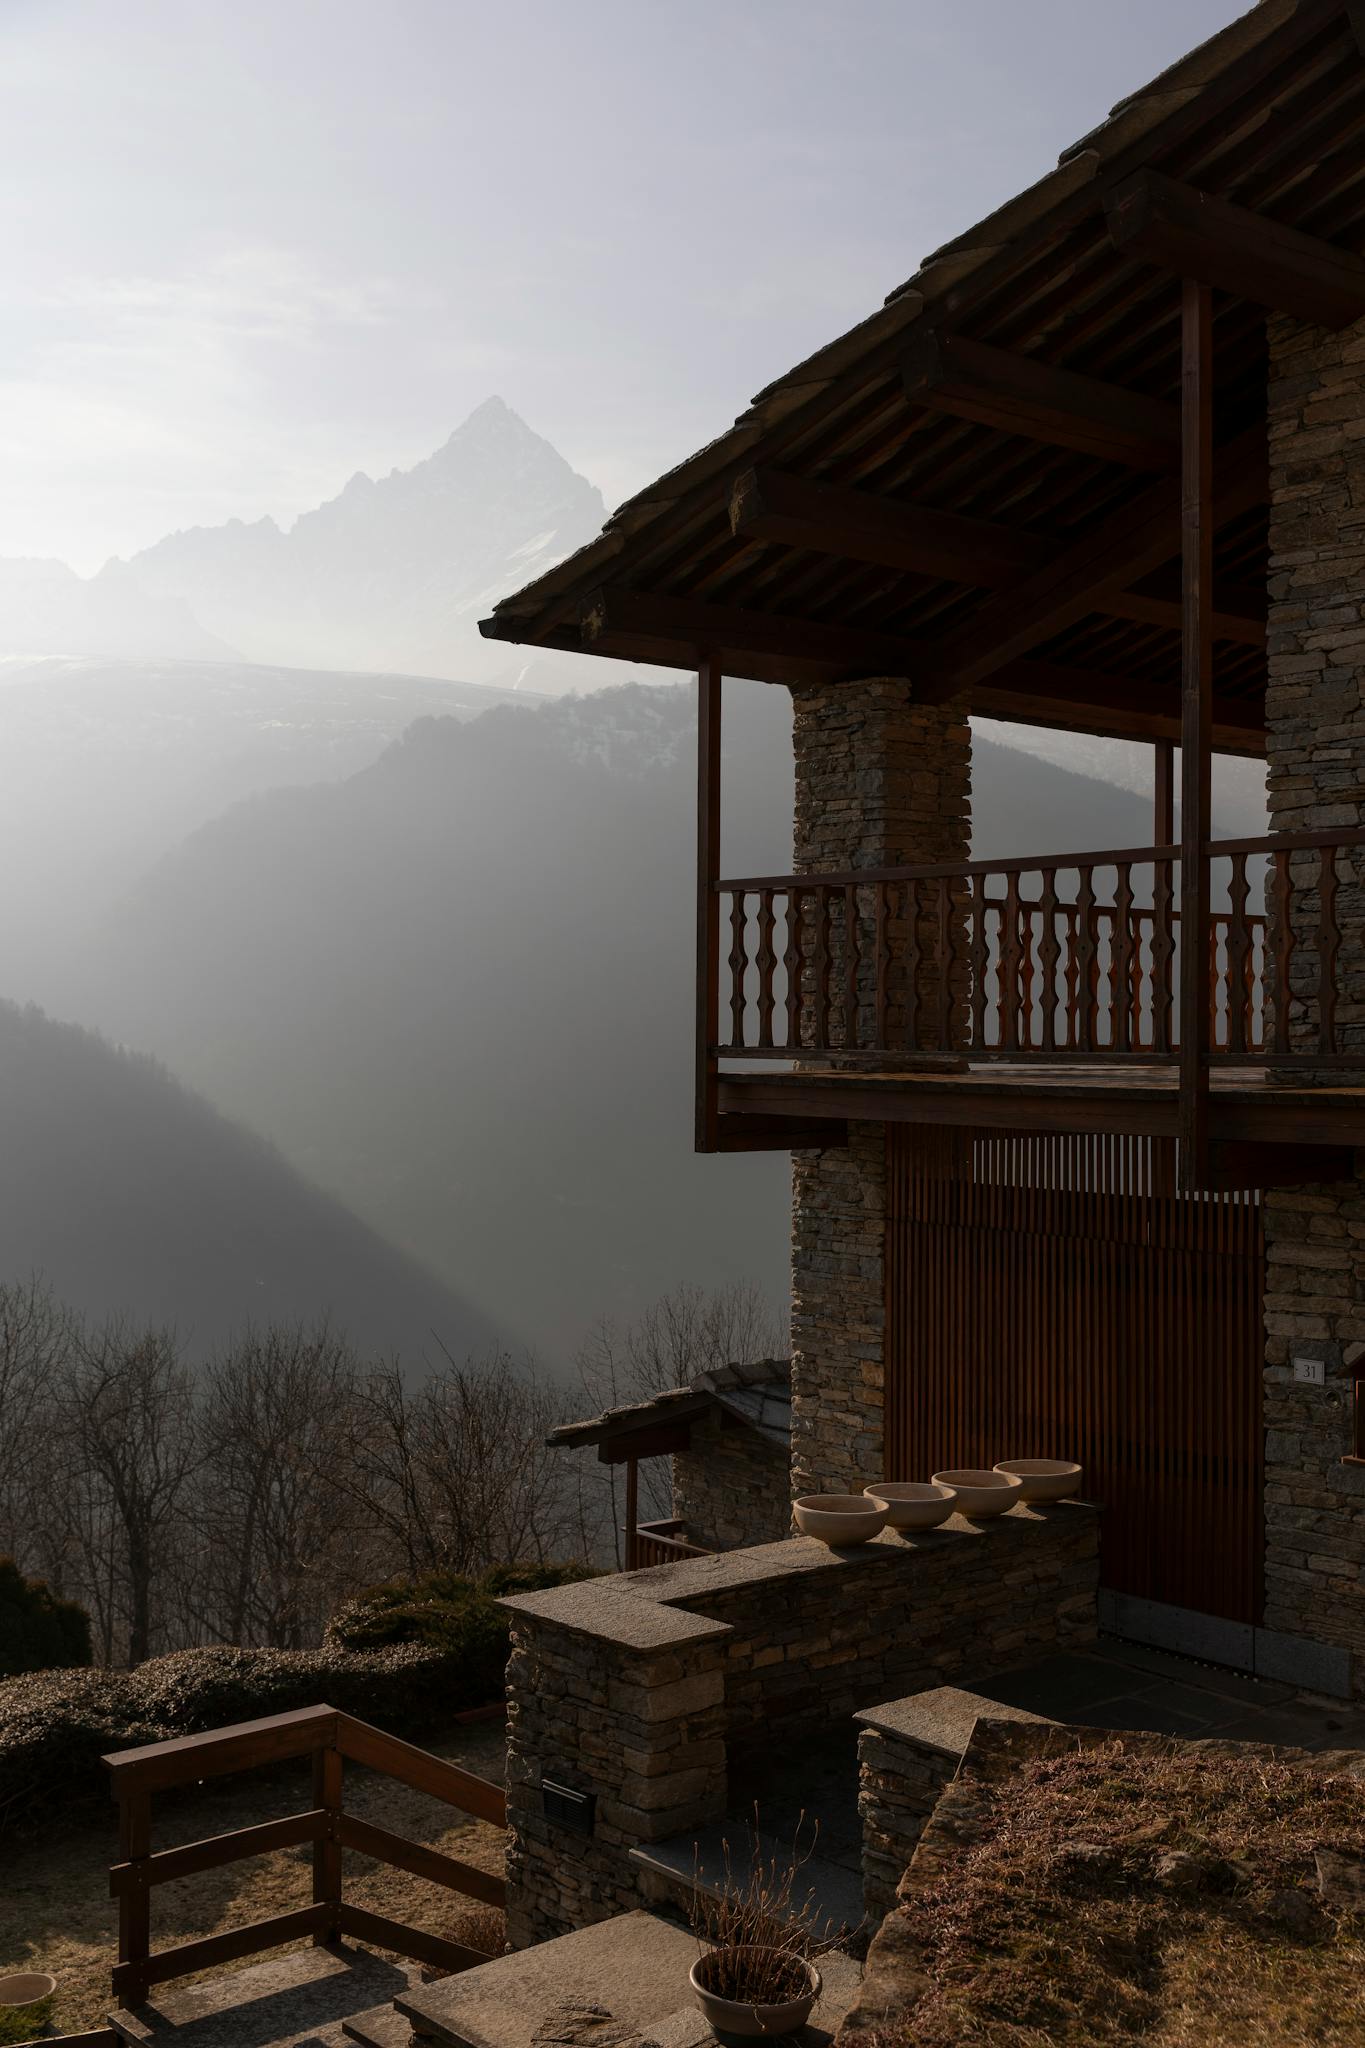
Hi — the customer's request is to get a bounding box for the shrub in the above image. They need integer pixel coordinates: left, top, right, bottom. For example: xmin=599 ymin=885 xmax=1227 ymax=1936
xmin=325 ymin=1561 xmax=594 ymax=1705
xmin=0 ymin=1557 xmax=92 ymax=1677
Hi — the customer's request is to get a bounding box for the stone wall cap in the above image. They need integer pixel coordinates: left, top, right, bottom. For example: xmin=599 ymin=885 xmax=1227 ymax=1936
xmin=499 ymin=1578 xmax=733 ymax=1651
xmin=855 ymin=1684 xmax=1051 ymax=1756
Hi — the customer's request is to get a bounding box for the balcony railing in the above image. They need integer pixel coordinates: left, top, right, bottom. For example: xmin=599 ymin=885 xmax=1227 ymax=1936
xmin=626 ymin=1518 xmax=712 ymax=1569
xmin=714 ymin=828 xmax=1365 ymax=1070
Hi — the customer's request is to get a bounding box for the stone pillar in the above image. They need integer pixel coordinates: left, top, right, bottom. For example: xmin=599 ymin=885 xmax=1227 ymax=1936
xmin=1262 ymin=311 xmax=1365 ymax=1696
xmin=789 ymin=680 xmax=971 ymax=1499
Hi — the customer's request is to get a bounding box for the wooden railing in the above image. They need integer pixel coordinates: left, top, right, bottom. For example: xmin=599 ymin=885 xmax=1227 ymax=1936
xmin=105 ymin=1705 xmax=506 ymax=2008
xmin=715 ymin=828 xmax=1365 ymax=1069
xmin=627 ymin=1518 xmax=711 ymax=1568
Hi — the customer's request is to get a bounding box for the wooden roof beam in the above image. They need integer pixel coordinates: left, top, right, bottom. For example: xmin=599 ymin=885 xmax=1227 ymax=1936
xmin=730 ymin=465 xmax=1263 ymax=643
xmin=1105 ymin=170 xmax=1365 ymax=330
xmin=921 ymin=422 xmax=1268 ymax=696
xmin=976 ymin=659 xmax=1264 ymax=758
xmin=579 ymin=586 xmax=922 ymax=686
xmin=901 ymin=329 xmax=1181 ymax=470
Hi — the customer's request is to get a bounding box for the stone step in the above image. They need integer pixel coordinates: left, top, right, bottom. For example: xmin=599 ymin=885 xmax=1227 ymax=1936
xmin=628 ymin=1822 xmax=866 ymax=1942
xmin=342 ymin=2003 xmax=414 ymax=2048
xmin=107 ymin=1943 xmax=420 ymax=2048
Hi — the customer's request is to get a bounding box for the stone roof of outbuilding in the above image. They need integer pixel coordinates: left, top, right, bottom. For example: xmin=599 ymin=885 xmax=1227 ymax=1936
xmin=547 ymin=1357 xmax=791 ymax=1453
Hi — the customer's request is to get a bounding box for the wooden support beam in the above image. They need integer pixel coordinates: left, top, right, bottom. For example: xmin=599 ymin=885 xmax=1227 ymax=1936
xmin=696 ymin=656 xmax=722 ymax=1153
xmin=583 ymin=586 xmax=916 ymax=684
xmin=902 ymin=328 xmax=1181 ymax=470
xmin=1180 ymin=281 xmax=1214 ymax=1189
xmin=922 ymin=422 xmax=1267 ymax=697
xmin=729 ymin=464 xmax=1046 ymax=584
xmin=1154 ymin=738 xmax=1175 ymax=847
xmin=1106 ymin=171 xmax=1365 ymax=330
xmin=729 ymin=466 xmax=1264 ymax=641
xmin=715 ymin=1112 xmax=850 ymax=1152
xmin=974 ymin=661 xmax=1264 ymax=756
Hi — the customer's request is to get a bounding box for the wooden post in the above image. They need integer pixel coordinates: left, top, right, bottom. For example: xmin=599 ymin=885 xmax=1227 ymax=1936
xmin=1154 ymin=738 xmax=1174 ymax=848
xmin=117 ymin=1788 xmax=152 ymax=2008
xmin=1179 ymin=279 xmax=1213 ymax=1187
xmin=312 ymin=1741 xmax=343 ymax=1943
xmin=696 ymin=655 xmax=722 ymax=1152
xmin=624 ymin=1453 xmax=640 ymax=1569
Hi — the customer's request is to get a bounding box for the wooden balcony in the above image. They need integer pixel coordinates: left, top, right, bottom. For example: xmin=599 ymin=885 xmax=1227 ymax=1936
xmin=625 ymin=1518 xmax=712 ymax=1570
xmin=704 ymin=827 xmax=1365 ymax=1173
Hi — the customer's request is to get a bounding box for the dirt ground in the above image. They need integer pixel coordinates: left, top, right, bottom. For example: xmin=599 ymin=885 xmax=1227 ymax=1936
xmin=0 ymin=1719 xmax=508 ymax=2033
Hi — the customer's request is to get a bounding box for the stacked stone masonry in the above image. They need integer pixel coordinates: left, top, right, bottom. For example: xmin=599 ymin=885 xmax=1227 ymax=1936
xmin=671 ymin=1412 xmax=792 ymax=1552
xmin=501 ymin=1503 xmax=1097 ymax=1945
xmin=788 ymin=679 xmax=970 ymax=1503
xmin=1263 ymin=308 xmax=1365 ymax=1696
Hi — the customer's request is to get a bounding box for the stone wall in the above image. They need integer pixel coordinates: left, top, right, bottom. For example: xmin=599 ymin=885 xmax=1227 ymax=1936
xmin=1262 ymin=309 xmax=1365 ymax=1699
xmin=671 ymin=1411 xmax=791 ymax=1551
xmin=501 ymin=1503 xmax=1097 ymax=1944
xmin=1263 ymin=1179 xmax=1365 ymax=1693
xmin=788 ymin=679 xmax=970 ymax=1503
xmin=855 ymin=1687 xmax=1050 ymax=1924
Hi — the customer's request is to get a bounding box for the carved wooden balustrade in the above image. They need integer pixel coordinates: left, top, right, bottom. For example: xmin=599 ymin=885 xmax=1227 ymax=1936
xmin=715 ymin=828 xmax=1365 ymax=1070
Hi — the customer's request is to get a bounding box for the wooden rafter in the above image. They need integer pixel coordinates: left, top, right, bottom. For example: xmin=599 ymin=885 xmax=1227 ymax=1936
xmin=1106 ymin=170 xmax=1365 ymax=330
xmin=919 ymin=422 xmax=1267 ymax=697
xmin=976 ymin=660 xmax=1264 ymax=757
xmin=729 ymin=464 xmax=1264 ymax=643
xmin=901 ymin=329 xmax=1181 ymax=469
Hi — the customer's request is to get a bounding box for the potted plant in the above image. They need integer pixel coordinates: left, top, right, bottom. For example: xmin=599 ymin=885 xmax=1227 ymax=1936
xmin=687 ymin=1816 xmax=841 ymax=2037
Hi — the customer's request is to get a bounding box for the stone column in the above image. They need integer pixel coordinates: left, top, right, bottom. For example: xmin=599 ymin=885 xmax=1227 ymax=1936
xmin=789 ymin=680 xmax=971 ymax=1499
xmin=1262 ymin=311 xmax=1365 ymax=1696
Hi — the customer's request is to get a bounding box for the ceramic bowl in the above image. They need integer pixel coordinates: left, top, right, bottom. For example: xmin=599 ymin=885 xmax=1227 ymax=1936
xmin=863 ymin=1480 xmax=958 ymax=1530
xmin=0 ymin=1973 xmax=57 ymax=2036
xmin=793 ymin=1492 xmax=888 ymax=1545
xmin=930 ymin=1468 xmax=1023 ymax=1518
xmin=993 ymin=1458 xmax=1083 ymax=1502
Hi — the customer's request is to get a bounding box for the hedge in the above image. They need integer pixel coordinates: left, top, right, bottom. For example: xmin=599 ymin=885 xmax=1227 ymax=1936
xmin=0 ymin=1557 xmax=92 ymax=1677
xmin=0 ymin=1561 xmax=591 ymax=1839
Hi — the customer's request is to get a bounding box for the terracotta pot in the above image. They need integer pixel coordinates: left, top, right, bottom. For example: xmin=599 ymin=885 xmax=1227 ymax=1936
xmin=863 ymin=1481 xmax=958 ymax=1530
xmin=993 ymin=1458 xmax=1083 ymax=1502
xmin=690 ymin=1948 xmax=821 ymax=2037
xmin=792 ymin=1493 xmax=887 ymax=1545
xmin=930 ymin=1468 xmax=1023 ymax=1518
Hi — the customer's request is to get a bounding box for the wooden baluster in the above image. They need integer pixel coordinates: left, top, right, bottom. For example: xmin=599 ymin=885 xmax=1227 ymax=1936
xmin=1037 ymin=868 xmax=1060 ymax=1054
xmin=969 ymin=874 xmax=989 ymax=1052
xmin=1001 ymin=873 xmax=1022 ymax=1052
xmin=1209 ymin=918 xmax=1222 ymax=1051
xmin=1270 ymin=850 xmax=1294 ymax=1057
xmin=1320 ymin=845 xmax=1340 ymax=1056
xmin=874 ymin=882 xmax=890 ymax=1053
xmin=1225 ymin=853 xmax=1250 ymax=1059
xmin=1019 ymin=890 xmax=1037 ymax=1051
xmin=1112 ymin=863 xmax=1135 ymax=1055
xmin=1247 ymin=913 xmax=1264 ymax=1053
xmin=117 ymin=1787 xmax=152 ymax=2008
xmin=844 ymin=882 xmax=859 ymax=1050
xmin=755 ymin=888 xmax=776 ymax=1051
xmin=783 ymin=889 xmax=804 ymax=1051
xmin=1151 ymin=854 xmax=1176 ymax=1055
xmin=1063 ymin=903 xmax=1081 ymax=1050
xmin=904 ymin=880 xmax=923 ymax=1051
xmin=728 ymin=891 xmax=747 ymax=1051
xmin=1075 ymin=865 xmax=1098 ymax=1053
xmin=815 ymin=887 xmax=833 ymax=1051
xmin=936 ymin=877 xmax=955 ymax=1051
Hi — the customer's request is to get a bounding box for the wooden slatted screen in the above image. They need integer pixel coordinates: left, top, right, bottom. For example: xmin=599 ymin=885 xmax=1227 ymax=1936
xmin=884 ymin=1126 xmax=1264 ymax=1626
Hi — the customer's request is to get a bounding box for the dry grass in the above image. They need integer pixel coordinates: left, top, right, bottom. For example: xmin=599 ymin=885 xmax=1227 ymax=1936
xmin=889 ymin=1742 xmax=1365 ymax=2048
xmin=0 ymin=1719 xmax=507 ymax=2032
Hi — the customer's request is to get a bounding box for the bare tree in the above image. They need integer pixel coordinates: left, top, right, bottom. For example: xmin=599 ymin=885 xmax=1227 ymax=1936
xmin=332 ymin=1348 xmax=582 ymax=1579
xmin=56 ymin=1320 xmax=203 ymax=1664
xmin=188 ymin=1322 xmax=368 ymax=1648
xmin=0 ymin=1275 xmax=76 ymax=1575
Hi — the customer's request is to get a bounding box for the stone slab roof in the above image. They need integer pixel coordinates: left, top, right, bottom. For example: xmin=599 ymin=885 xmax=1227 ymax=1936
xmin=547 ymin=1357 xmax=791 ymax=1454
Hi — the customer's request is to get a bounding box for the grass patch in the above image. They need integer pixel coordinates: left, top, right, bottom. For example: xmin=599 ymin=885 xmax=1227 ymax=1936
xmin=889 ymin=1740 xmax=1365 ymax=2048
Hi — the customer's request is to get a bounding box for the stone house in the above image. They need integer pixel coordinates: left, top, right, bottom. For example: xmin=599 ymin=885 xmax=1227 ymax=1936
xmin=489 ymin=0 xmax=1365 ymax=1706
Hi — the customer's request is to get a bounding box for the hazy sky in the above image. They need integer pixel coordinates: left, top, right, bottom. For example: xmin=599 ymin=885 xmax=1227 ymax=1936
xmin=5 ymin=0 xmax=1239 ymax=572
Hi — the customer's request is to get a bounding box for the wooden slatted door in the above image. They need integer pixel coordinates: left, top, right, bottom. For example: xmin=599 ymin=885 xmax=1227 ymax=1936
xmin=884 ymin=1126 xmax=1264 ymax=1626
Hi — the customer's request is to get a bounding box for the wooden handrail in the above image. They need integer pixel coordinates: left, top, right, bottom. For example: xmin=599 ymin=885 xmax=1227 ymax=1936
xmin=104 ymin=1705 xmax=505 ymax=2008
